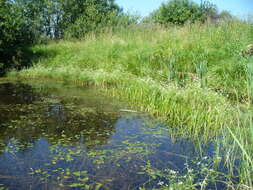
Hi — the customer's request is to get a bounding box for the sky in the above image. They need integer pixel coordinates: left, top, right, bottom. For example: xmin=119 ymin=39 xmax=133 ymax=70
xmin=116 ymin=0 xmax=253 ymax=18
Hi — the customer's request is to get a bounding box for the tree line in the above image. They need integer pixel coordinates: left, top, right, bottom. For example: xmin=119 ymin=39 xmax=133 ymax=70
xmin=0 ymin=0 xmax=233 ymax=76
xmin=0 ymin=0 xmax=139 ymax=75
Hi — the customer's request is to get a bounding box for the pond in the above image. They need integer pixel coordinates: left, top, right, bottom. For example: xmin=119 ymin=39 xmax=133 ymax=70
xmin=0 ymin=80 xmax=237 ymax=190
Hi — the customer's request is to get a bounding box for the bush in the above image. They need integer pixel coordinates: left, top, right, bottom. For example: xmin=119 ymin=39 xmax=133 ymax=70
xmin=145 ymin=0 xmax=218 ymax=25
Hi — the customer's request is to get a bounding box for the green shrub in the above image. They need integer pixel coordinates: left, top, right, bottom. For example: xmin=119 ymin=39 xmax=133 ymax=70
xmin=145 ymin=0 xmax=218 ymax=25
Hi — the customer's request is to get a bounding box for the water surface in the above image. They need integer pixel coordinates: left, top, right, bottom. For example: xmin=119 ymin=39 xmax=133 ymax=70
xmin=0 ymin=80 xmax=236 ymax=190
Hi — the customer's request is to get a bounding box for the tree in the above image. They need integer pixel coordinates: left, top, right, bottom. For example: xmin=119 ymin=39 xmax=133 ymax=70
xmin=62 ymin=0 xmax=123 ymax=38
xmin=145 ymin=0 xmax=218 ymax=25
xmin=0 ymin=0 xmax=135 ymax=75
xmin=0 ymin=0 xmax=34 ymax=75
xmin=218 ymin=10 xmax=233 ymax=21
xmin=12 ymin=0 xmax=124 ymax=39
xmin=200 ymin=0 xmax=219 ymax=21
xmin=151 ymin=0 xmax=203 ymax=25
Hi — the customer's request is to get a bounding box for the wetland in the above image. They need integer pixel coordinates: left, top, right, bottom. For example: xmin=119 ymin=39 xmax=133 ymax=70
xmin=0 ymin=80 xmax=239 ymax=190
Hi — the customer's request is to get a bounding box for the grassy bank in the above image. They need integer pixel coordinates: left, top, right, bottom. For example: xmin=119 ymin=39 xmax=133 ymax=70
xmin=9 ymin=20 xmax=253 ymax=188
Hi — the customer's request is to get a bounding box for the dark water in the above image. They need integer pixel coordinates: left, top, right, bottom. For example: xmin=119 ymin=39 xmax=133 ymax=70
xmin=0 ymin=80 xmax=237 ymax=190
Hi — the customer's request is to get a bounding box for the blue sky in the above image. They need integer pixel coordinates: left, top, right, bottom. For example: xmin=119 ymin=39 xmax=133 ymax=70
xmin=116 ymin=0 xmax=253 ymax=18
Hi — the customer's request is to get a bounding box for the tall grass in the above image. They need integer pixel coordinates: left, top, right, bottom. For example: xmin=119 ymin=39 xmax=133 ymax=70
xmin=8 ymin=19 xmax=253 ymax=187
xmin=9 ymin=21 xmax=253 ymax=134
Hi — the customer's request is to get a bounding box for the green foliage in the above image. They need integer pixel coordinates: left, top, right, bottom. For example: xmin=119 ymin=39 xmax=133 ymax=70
xmin=9 ymin=0 xmax=122 ymax=39
xmin=200 ymin=0 xmax=219 ymax=21
xmin=60 ymin=0 xmax=123 ymax=38
xmin=145 ymin=0 xmax=219 ymax=25
xmin=218 ymin=10 xmax=234 ymax=21
xmin=153 ymin=0 xmax=203 ymax=25
xmin=0 ymin=0 xmax=138 ymax=75
xmin=111 ymin=12 xmax=141 ymax=28
xmin=0 ymin=0 xmax=34 ymax=75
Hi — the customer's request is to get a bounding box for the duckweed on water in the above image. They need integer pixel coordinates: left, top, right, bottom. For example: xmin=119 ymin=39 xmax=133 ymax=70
xmin=0 ymin=81 xmax=241 ymax=190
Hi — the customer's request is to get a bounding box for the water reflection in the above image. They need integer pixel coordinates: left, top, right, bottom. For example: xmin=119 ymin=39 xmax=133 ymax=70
xmin=0 ymin=81 xmax=235 ymax=190
xmin=0 ymin=83 xmax=40 ymax=105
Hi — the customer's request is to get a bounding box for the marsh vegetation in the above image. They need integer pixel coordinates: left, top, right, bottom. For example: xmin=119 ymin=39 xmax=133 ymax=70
xmin=6 ymin=20 xmax=253 ymax=189
xmin=0 ymin=80 xmax=243 ymax=190
xmin=1 ymin=0 xmax=253 ymax=189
